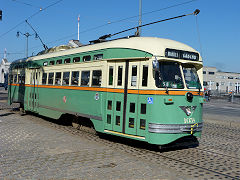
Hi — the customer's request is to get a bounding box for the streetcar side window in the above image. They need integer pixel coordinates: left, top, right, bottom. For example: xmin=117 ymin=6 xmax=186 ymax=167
xmin=81 ymin=71 xmax=90 ymax=86
xmin=107 ymin=100 xmax=112 ymax=110
xmin=73 ymin=57 xmax=80 ymax=63
xmin=64 ymin=58 xmax=71 ymax=64
xmin=42 ymin=73 xmax=47 ymax=85
xmin=48 ymin=73 xmax=54 ymax=85
xmin=56 ymin=59 xmax=62 ymax=64
xmin=55 ymin=72 xmax=62 ymax=85
xmin=62 ymin=72 xmax=70 ymax=85
xmin=129 ymin=118 xmax=134 ymax=128
xmin=116 ymin=101 xmax=121 ymax=111
xmin=18 ymin=74 xmax=21 ymax=84
xmin=117 ymin=66 xmax=123 ymax=86
xmin=142 ymin=65 xmax=148 ymax=87
xmin=49 ymin=61 xmax=55 ymax=65
xmin=14 ymin=74 xmax=17 ymax=83
xmin=83 ymin=55 xmax=91 ymax=62
xmin=130 ymin=103 xmax=135 ymax=113
xmin=21 ymin=74 xmax=25 ymax=84
xmin=107 ymin=114 xmax=111 ymax=124
xmin=93 ymin=54 xmax=103 ymax=60
xmin=92 ymin=70 xmax=102 ymax=86
xmin=71 ymin=71 xmax=79 ymax=86
xmin=108 ymin=66 xmax=113 ymax=86
xmin=141 ymin=103 xmax=146 ymax=114
xmin=140 ymin=119 xmax=146 ymax=130
xmin=131 ymin=65 xmax=137 ymax=87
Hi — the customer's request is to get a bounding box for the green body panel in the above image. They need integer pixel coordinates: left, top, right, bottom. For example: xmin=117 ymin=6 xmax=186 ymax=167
xmin=8 ymin=84 xmax=203 ymax=145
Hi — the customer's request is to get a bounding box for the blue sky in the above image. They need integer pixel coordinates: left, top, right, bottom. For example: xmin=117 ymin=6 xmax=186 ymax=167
xmin=0 ymin=0 xmax=239 ymax=73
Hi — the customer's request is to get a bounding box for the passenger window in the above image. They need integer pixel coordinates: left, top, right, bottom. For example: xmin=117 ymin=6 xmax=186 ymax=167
xmin=131 ymin=65 xmax=137 ymax=86
xmin=107 ymin=114 xmax=111 ymax=124
xmin=107 ymin=100 xmax=112 ymax=110
xmin=63 ymin=72 xmax=70 ymax=85
xmin=55 ymin=72 xmax=62 ymax=85
xmin=56 ymin=59 xmax=62 ymax=64
xmin=92 ymin=70 xmax=102 ymax=86
xmin=73 ymin=57 xmax=80 ymax=62
xmin=18 ymin=74 xmax=21 ymax=83
xmin=14 ymin=74 xmax=17 ymax=83
xmin=130 ymin=103 xmax=135 ymax=113
xmin=116 ymin=101 xmax=121 ymax=111
xmin=81 ymin=71 xmax=90 ymax=86
xmin=21 ymin=74 xmax=25 ymax=84
xmin=141 ymin=104 xmax=146 ymax=114
xmin=117 ymin=66 xmax=123 ymax=86
xmin=116 ymin=116 xmax=120 ymax=126
xmin=129 ymin=118 xmax=134 ymax=128
xmin=142 ymin=65 xmax=148 ymax=87
xmin=108 ymin=66 xmax=113 ymax=86
xmin=83 ymin=55 xmax=91 ymax=61
xmin=48 ymin=73 xmax=54 ymax=85
xmin=71 ymin=71 xmax=79 ymax=85
xmin=9 ymin=75 xmax=13 ymax=83
xmin=140 ymin=119 xmax=146 ymax=130
xmin=42 ymin=73 xmax=47 ymax=84
xmin=93 ymin=54 xmax=103 ymax=60
xmin=49 ymin=61 xmax=55 ymax=65
xmin=64 ymin=58 xmax=71 ymax=63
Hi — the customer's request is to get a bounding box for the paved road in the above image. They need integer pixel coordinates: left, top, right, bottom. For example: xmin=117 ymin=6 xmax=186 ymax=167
xmin=203 ymin=103 xmax=240 ymax=118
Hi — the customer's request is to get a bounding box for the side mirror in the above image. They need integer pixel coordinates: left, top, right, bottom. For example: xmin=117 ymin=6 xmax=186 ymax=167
xmin=152 ymin=57 xmax=159 ymax=71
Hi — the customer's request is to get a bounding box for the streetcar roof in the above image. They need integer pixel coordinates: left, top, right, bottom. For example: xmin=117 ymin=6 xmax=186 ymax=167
xmin=23 ymin=37 xmax=201 ymax=62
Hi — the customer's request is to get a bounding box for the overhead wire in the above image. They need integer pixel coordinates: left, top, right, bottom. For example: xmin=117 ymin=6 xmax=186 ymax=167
xmin=26 ymin=0 xmax=199 ymax=52
xmin=0 ymin=0 xmax=65 ymax=39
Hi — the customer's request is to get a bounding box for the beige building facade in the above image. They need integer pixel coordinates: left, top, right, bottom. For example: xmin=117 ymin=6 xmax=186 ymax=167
xmin=203 ymin=66 xmax=240 ymax=94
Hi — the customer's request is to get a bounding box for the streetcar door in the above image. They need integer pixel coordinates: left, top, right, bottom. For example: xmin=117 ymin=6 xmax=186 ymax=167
xmin=105 ymin=61 xmax=126 ymax=133
xmin=124 ymin=62 xmax=140 ymax=135
xmin=29 ymin=69 xmax=39 ymax=112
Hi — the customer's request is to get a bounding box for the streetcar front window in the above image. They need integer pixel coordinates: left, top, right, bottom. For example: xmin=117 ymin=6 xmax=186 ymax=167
xmin=155 ymin=61 xmax=184 ymax=89
xmin=182 ymin=64 xmax=201 ymax=89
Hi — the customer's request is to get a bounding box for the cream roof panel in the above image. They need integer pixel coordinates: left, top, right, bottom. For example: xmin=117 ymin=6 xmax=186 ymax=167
xmin=29 ymin=37 xmax=200 ymax=61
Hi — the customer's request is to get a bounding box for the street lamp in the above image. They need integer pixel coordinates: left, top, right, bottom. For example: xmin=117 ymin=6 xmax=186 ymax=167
xmin=16 ymin=31 xmax=33 ymax=58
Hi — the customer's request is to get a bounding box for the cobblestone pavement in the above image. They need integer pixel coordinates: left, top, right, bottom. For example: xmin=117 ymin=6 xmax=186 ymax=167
xmin=0 ymin=94 xmax=187 ymax=179
xmin=0 ymin=88 xmax=240 ymax=179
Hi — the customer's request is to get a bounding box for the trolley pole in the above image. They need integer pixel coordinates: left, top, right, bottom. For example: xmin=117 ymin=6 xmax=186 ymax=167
xmin=78 ymin=14 xmax=80 ymax=41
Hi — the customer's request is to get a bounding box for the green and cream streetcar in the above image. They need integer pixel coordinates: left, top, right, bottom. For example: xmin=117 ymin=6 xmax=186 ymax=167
xmin=8 ymin=36 xmax=204 ymax=146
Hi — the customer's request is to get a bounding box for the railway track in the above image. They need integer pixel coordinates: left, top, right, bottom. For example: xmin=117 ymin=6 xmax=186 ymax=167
xmin=17 ymin=110 xmax=239 ymax=180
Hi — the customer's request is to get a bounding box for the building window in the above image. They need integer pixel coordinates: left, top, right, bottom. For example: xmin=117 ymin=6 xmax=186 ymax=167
xmin=203 ymin=81 xmax=208 ymax=86
xmin=203 ymin=71 xmax=206 ymax=74
xmin=92 ymin=70 xmax=102 ymax=86
xmin=209 ymin=72 xmax=215 ymax=75
xmin=228 ymin=76 xmax=233 ymax=79
xmin=71 ymin=71 xmax=79 ymax=85
xmin=93 ymin=54 xmax=103 ymax=60
xmin=73 ymin=57 xmax=80 ymax=62
xmin=83 ymin=55 xmax=91 ymax=62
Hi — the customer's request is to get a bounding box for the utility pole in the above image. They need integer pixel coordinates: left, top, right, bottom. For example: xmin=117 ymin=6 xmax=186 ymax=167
xmin=78 ymin=15 xmax=80 ymax=41
xmin=138 ymin=0 xmax=142 ymax=36
xmin=17 ymin=31 xmax=33 ymax=58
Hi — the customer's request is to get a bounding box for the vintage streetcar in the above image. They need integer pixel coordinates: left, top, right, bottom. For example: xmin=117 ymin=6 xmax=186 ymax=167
xmin=8 ymin=36 xmax=204 ymax=147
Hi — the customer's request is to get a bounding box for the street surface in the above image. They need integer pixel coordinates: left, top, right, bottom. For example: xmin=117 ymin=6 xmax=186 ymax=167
xmin=0 ymin=88 xmax=239 ymax=179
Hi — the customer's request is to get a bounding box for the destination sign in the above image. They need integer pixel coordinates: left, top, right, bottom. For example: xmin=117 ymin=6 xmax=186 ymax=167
xmin=165 ymin=48 xmax=199 ymax=61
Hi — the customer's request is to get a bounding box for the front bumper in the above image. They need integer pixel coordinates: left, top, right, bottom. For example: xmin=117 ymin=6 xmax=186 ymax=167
xmin=148 ymin=122 xmax=203 ymax=134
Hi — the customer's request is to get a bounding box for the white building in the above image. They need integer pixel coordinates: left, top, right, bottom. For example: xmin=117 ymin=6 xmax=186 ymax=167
xmin=0 ymin=58 xmax=10 ymax=85
xmin=203 ymin=66 xmax=240 ymax=94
